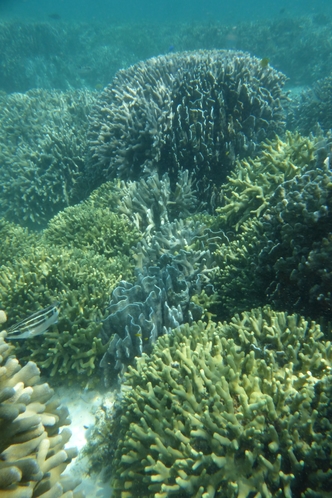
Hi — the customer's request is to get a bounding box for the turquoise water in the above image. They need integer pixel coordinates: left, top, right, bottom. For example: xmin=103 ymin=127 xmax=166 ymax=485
xmin=1 ymin=0 xmax=332 ymax=23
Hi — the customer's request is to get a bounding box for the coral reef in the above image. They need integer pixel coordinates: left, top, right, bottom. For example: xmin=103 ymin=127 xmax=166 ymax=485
xmin=0 ymin=327 xmax=83 ymax=497
xmin=0 ymin=18 xmax=331 ymax=92
xmin=87 ymin=50 xmax=286 ymax=200
xmin=0 ymin=199 xmax=138 ymax=383
xmin=116 ymin=170 xmax=199 ymax=236
xmin=0 ymin=244 xmax=130 ymax=383
xmin=214 ymin=132 xmax=332 ymax=321
xmin=42 ymin=194 xmax=141 ymax=259
xmin=110 ymin=307 xmax=332 ymax=497
xmin=287 ymin=74 xmax=332 ymax=135
xmin=100 ymin=218 xmax=222 ymax=381
xmin=216 ymin=132 xmax=316 ymax=230
xmin=0 ymin=89 xmax=96 ymax=228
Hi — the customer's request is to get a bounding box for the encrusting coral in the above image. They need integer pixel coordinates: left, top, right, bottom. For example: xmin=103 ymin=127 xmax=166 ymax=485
xmin=0 ymin=325 xmax=83 ymax=497
xmin=87 ymin=49 xmax=286 ymax=200
xmin=0 ymin=88 xmax=96 ymax=228
xmin=110 ymin=307 xmax=332 ymax=498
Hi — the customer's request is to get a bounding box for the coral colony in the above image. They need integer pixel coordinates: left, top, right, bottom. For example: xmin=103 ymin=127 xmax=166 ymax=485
xmin=1 ymin=42 xmax=332 ymax=498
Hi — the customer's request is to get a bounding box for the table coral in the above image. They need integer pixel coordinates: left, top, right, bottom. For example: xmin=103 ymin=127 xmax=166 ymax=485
xmin=0 ymin=328 xmax=83 ymax=497
xmin=111 ymin=307 xmax=332 ymax=498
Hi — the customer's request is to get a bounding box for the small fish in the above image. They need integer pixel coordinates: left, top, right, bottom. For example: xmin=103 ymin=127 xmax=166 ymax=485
xmin=48 ymin=13 xmax=61 ymax=20
xmin=6 ymin=303 xmax=60 ymax=340
xmin=260 ymin=57 xmax=270 ymax=68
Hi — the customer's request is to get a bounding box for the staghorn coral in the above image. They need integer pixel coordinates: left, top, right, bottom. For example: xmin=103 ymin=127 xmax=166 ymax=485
xmin=0 ymin=88 xmax=96 ymax=229
xmin=213 ymin=132 xmax=332 ymax=321
xmin=87 ymin=50 xmax=286 ymax=200
xmin=0 ymin=242 xmax=134 ymax=384
xmin=0 ymin=327 xmax=83 ymax=497
xmin=110 ymin=307 xmax=332 ymax=498
xmin=216 ymin=132 xmax=317 ymax=230
xmin=0 ymin=170 xmax=142 ymax=383
xmin=42 ymin=196 xmax=141 ymax=259
xmin=0 ymin=218 xmax=39 ymax=267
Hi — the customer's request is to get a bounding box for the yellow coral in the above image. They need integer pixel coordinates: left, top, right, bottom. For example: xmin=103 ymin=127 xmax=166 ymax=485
xmin=111 ymin=307 xmax=332 ymax=497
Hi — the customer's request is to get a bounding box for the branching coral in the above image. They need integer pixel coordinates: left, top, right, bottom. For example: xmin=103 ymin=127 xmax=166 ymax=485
xmin=42 ymin=196 xmax=141 ymax=259
xmin=0 ymin=328 xmax=83 ymax=497
xmin=110 ymin=307 xmax=332 ymax=498
xmin=0 ymin=89 xmax=96 ymax=228
xmin=213 ymin=132 xmax=332 ymax=321
xmin=87 ymin=50 xmax=286 ymax=200
xmin=0 ymin=241 xmax=134 ymax=384
xmin=288 ymin=74 xmax=332 ymax=134
xmin=216 ymin=132 xmax=317 ymax=230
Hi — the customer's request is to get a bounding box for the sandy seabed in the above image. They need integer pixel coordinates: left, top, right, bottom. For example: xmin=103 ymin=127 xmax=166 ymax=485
xmin=55 ymin=385 xmax=114 ymax=498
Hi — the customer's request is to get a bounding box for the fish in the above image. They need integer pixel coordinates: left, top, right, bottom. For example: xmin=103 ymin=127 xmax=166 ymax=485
xmin=6 ymin=303 xmax=60 ymax=340
xmin=260 ymin=57 xmax=270 ymax=68
xmin=48 ymin=13 xmax=61 ymax=20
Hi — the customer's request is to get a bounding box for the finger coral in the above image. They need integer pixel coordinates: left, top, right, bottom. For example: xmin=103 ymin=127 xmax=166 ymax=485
xmin=87 ymin=50 xmax=286 ymax=201
xmin=0 ymin=328 xmax=83 ymax=497
xmin=110 ymin=307 xmax=332 ymax=498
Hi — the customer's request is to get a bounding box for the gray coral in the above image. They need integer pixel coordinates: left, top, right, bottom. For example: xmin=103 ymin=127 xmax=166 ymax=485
xmin=87 ymin=50 xmax=287 ymax=201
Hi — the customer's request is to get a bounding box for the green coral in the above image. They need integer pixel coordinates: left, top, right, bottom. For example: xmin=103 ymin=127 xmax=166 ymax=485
xmin=0 ymin=88 xmax=96 ymax=228
xmin=0 ymin=178 xmax=142 ymax=383
xmin=212 ymin=131 xmax=332 ymax=321
xmin=0 ymin=242 xmax=133 ymax=383
xmin=216 ymin=132 xmax=316 ymax=230
xmin=110 ymin=307 xmax=332 ymax=498
xmin=42 ymin=187 xmax=141 ymax=258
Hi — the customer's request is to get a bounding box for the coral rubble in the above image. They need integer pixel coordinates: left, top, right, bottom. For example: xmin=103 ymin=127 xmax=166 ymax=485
xmin=87 ymin=50 xmax=286 ymax=200
xmin=110 ymin=307 xmax=332 ymax=498
xmin=0 ymin=328 xmax=82 ymax=497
